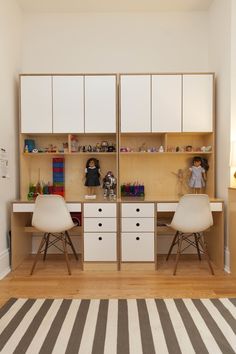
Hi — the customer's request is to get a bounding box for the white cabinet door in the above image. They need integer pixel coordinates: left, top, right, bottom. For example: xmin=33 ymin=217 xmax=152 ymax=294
xmin=21 ymin=76 xmax=52 ymax=133
xmin=84 ymin=75 xmax=116 ymax=133
xmin=152 ymin=75 xmax=182 ymax=132
xmin=120 ymin=75 xmax=151 ymax=132
xmin=183 ymin=74 xmax=213 ymax=132
xmin=53 ymin=76 xmax=84 ymax=133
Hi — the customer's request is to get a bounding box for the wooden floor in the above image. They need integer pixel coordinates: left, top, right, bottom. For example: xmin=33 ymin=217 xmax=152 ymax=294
xmin=0 ymin=255 xmax=236 ymax=307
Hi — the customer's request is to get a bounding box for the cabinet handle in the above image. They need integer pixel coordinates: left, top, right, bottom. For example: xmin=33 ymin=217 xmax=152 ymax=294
xmin=136 ymin=208 xmax=140 ymax=212
xmin=136 ymin=237 xmax=140 ymax=241
xmin=98 ymin=236 xmax=102 ymax=241
xmin=98 ymin=208 xmax=102 ymax=212
xmin=98 ymin=223 xmax=102 ymax=227
xmin=136 ymin=223 xmax=140 ymax=227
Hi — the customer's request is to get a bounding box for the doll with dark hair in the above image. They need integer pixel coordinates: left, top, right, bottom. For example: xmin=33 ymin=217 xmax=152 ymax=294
xmin=189 ymin=156 xmax=207 ymax=194
xmin=85 ymin=158 xmax=101 ymax=197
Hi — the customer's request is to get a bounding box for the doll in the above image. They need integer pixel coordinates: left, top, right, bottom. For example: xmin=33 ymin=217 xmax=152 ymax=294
xmin=85 ymin=158 xmax=101 ymax=197
xmin=189 ymin=156 xmax=206 ymax=194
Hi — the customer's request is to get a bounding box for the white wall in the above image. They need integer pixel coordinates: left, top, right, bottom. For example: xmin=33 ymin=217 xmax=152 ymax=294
xmin=0 ymin=0 xmax=22 ymax=278
xmin=208 ymin=0 xmax=231 ymax=271
xmin=21 ymin=12 xmax=209 ymax=73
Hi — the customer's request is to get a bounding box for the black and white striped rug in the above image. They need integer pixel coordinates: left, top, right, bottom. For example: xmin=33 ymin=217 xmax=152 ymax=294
xmin=0 ymin=298 xmax=235 ymax=354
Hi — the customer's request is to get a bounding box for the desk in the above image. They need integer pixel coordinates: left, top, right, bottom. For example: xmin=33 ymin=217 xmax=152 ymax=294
xmin=11 ymin=199 xmax=224 ymax=271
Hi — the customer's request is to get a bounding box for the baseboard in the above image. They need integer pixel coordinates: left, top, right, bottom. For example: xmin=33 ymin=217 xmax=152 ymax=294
xmin=224 ymin=247 xmax=230 ymax=273
xmin=0 ymin=249 xmax=11 ymax=279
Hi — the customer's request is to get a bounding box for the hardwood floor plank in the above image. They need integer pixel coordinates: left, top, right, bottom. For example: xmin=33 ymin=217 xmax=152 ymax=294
xmin=0 ymin=255 xmax=236 ymax=306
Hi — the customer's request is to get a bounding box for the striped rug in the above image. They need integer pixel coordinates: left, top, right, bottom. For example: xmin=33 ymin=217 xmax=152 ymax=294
xmin=0 ymin=298 xmax=235 ymax=354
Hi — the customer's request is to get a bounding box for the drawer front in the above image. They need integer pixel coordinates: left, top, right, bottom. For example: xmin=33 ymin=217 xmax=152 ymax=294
xmin=121 ymin=233 xmax=154 ymax=261
xmin=84 ymin=203 xmax=116 ymax=217
xmin=121 ymin=218 xmax=154 ymax=232
xmin=84 ymin=233 xmax=117 ymax=261
xmin=157 ymin=202 xmax=223 ymax=212
xmin=122 ymin=203 xmax=154 ymax=217
xmin=84 ymin=218 xmax=117 ymax=232
xmin=210 ymin=203 xmax=223 ymax=211
xmin=157 ymin=203 xmax=178 ymax=212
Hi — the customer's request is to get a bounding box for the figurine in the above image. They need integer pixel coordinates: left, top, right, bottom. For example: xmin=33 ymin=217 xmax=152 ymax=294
xmin=103 ymin=171 xmax=117 ymax=199
xmin=85 ymin=158 xmax=101 ymax=198
xmin=189 ymin=156 xmax=207 ymax=194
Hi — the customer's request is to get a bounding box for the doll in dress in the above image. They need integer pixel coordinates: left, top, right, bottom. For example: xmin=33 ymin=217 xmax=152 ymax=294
xmin=85 ymin=158 xmax=101 ymax=198
xmin=189 ymin=156 xmax=206 ymax=194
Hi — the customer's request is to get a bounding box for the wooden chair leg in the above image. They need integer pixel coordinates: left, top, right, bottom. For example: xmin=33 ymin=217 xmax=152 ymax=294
xmin=199 ymin=233 xmax=214 ymax=275
xmin=173 ymin=233 xmax=183 ymax=275
xmin=65 ymin=231 xmax=78 ymax=260
xmin=166 ymin=231 xmax=179 ymax=261
xmin=194 ymin=233 xmax=201 ymax=260
xmin=62 ymin=233 xmax=71 ymax=275
xmin=43 ymin=233 xmax=50 ymax=261
xmin=30 ymin=233 xmax=47 ymax=275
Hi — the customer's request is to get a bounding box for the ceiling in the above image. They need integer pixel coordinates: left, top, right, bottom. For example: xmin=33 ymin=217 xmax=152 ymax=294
xmin=16 ymin=0 xmax=214 ymax=13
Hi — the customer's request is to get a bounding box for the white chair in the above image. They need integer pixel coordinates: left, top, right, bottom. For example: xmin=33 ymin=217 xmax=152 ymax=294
xmin=30 ymin=194 xmax=78 ymax=275
xmin=166 ymin=194 xmax=214 ymax=275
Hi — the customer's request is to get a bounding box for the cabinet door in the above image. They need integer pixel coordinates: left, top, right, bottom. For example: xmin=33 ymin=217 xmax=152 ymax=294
xmin=84 ymin=75 xmax=116 ymax=133
xmin=183 ymin=74 xmax=213 ymax=132
xmin=152 ymin=75 xmax=182 ymax=132
xmin=21 ymin=76 xmax=52 ymax=133
xmin=53 ymin=76 xmax=84 ymax=133
xmin=120 ymin=75 xmax=151 ymax=132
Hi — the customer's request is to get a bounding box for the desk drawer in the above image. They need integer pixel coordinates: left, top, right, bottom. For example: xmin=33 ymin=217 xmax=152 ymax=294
xmin=84 ymin=218 xmax=117 ymax=232
xmin=157 ymin=202 xmax=223 ymax=212
xmin=84 ymin=233 xmax=117 ymax=261
xmin=121 ymin=233 xmax=154 ymax=261
xmin=84 ymin=203 xmax=116 ymax=217
xmin=122 ymin=203 xmax=154 ymax=217
xmin=121 ymin=218 xmax=154 ymax=232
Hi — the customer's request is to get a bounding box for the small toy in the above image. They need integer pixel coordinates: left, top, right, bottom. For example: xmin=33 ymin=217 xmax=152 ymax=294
xmin=103 ymin=171 xmax=117 ymax=199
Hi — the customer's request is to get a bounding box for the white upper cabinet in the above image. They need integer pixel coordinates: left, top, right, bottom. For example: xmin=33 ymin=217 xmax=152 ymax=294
xmin=152 ymin=75 xmax=182 ymax=132
xmin=84 ymin=75 xmax=116 ymax=133
xmin=53 ymin=76 xmax=84 ymax=133
xmin=120 ymin=75 xmax=151 ymax=132
xmin=183 ymin=74 xmax=213 ymax=132
xmin=21 ymin=76 xmax=52 ymax=133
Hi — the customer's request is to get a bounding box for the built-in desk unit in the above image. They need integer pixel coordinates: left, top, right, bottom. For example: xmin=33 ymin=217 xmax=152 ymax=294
xmin=11 ymin=71 xmax=225 ymax=272
xmin=11 ymin=199 xmax=224 ymax=271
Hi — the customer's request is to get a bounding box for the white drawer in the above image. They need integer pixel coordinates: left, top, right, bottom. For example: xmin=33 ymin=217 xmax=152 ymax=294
xmin=157 ymin=203 xmax=178 ymax=212
xmin=13 ymin=202 xmax=81 ymax=212
xmin=84 ymin=203 xmax=116 ymax=217
xmin=157 ymin=202 xmax=223 ymax=212
xmin=84 ymin=218 xmax=117 ymax=232
xmin=121 ymin=233 xmax=154 ymax=261
xmin=84 ymin=233 xmax=117 ymax=261
xmin=13 ymin=203 xmax=35 ymax=212
xmin=122 ymin=203 xmax=154 ymax=217
xmin=121 ymin=217 xmax=154 ymax=232
xmin=210 ymin=203 xmax=223 ymax=211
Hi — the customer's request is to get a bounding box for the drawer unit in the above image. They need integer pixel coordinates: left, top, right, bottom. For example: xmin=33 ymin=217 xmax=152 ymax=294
xmin=121 ymin=233 xmax=154 ymax=261
xmin=84 ymin=218 xmax=117 ymax=232
xmin=121 ymin=202 xmax=155 ymax=264
xmin=84 ymin=203 xmax=116 ymax=217
xmin=121 ymin=218 xmax=154 ymax=232
xmin=84 ymin=233 xmax=117 ymax=261
xmin=121 ymin=203 xmax=154 ymax=217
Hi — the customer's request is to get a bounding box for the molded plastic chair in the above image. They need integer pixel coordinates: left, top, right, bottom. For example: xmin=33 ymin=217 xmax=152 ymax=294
xmin=166 ymin=194 xmax=214 ymax=275
xmin=30 ymin=194 xmax=78 ymax=275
